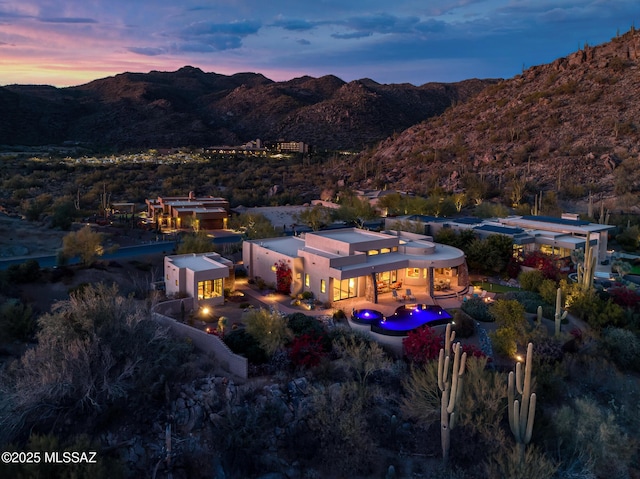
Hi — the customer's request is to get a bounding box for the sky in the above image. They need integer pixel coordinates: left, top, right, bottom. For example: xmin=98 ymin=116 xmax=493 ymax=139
xmin=0 ymin=1 xmax=638 ymax=87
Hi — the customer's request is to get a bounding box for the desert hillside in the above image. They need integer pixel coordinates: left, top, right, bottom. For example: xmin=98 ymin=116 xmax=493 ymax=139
xmin=353 ymin=27 xmax=640 ymax=208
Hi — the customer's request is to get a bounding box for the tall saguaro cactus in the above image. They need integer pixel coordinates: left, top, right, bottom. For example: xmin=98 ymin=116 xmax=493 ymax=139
xmin=508 ymin=342 xmax=537 ymax=464
xmin=554 ymin=287 xmax=568 ymax=336
xmin=577 ymin=239 xmax=596 ymax=292
xmin=437 ymin=323 xmax=467 ymax=464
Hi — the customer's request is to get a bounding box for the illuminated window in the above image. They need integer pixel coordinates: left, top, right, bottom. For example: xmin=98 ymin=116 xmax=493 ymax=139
xmin=305 ymin=273 xmax=310 ymax=287
xmin=320 ymin=279 xmax=326 ymax=293
xmin=392 ymin=246 xmax=398 ymax=252
xmin=333 ymin=277 xmax=357 ymax=301
xmin=271 ymin=265 xmax=277 ymax=272
xmin=380 ymin=247 xmax=390 ymax=254
xmin=407 ymin=268 xmax=421 ymax=278
xmin=197 ymin=279 xmax=223 ymax=299
xmin=367 ymin=249 xmax=379 ymax=255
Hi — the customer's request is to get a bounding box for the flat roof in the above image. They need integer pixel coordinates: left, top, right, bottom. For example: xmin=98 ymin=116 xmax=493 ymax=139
xmin=500 ymin=216 xmax=614 ymax=234
xmin=474 ymin=224 xmax=525 ymax=235
xmin=169 ymin=254 xmax=229 ymax=272
xmin=253 ymin=236 xmax=305 ymax=257
xmin=309 ymin=228 xmax=390 ymax=244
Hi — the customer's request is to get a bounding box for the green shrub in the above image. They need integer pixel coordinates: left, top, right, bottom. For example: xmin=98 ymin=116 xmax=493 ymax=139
xmin=518 ymin=269 xmax=545 ymax=292
xmin=490 ymin=328 xmax=517 ymax=357
xmin=461 ymin=297 xmax=493 ymax=322
xmin=224 ymin=329 xmax=268 ymax=364
xmin=601 ymin=327 xmax=640 ymax=371
xmin=553 ymin=397 xmax=635 ymax=479
xmin=452 ymin=309 xmax=476 ymax=338
xmin=0 ymin=299 xmax=35 ymax=342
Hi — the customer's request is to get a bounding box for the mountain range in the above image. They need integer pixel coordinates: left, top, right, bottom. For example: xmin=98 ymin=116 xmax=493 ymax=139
xmin=0 ymin=67 xmax=495 ymax=151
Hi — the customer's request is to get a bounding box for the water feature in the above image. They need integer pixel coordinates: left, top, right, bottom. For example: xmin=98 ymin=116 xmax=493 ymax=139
xmin=351 ymin=304 xmax=453 ymax=337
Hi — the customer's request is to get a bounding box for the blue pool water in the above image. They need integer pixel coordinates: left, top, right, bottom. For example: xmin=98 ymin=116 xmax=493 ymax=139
xmin=351 ymin=304 xmax=453 ymax=336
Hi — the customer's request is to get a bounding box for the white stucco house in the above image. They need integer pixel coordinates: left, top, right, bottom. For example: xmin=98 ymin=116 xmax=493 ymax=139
xmin=242 ymin=228 xmax=468 ymax=304
xmin=164 ymin=252 xmax=234 ymax=310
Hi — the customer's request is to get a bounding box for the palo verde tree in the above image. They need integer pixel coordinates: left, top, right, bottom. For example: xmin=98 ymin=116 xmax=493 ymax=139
xmin=60 ymin=226 xmax=105 ymax=265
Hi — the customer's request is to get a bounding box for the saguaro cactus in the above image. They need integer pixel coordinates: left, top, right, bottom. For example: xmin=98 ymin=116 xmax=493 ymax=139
xmin=554 ymin=287 xmax=568 ymax=336
xmin=577 ymin=239 xmax=596 ymax=292
xmin=508 ymin=342 xmax=536 ymax=464
xmin=437 ymin=323 xmax=467 ymax=464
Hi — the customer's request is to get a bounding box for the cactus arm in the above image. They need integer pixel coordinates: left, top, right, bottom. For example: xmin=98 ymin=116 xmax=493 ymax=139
xmin=515 ymin=361 xmax=523 ymax=395
xmin=508 ymin=371 xmax=515 ymax=430
xmin=523 ymin=394 xmax=537 ymax=443
xmin=437 ymin=349 xmax=445 ymax=391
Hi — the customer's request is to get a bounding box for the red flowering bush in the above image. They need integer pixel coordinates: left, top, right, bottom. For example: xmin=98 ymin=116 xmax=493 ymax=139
xmin=403 ymin=326 xmax=443 ymax=364
xmin=461 ymin=343 xmax=486 ymax=359
xmin=521 ymin=251 xmax=561 ymax=281
xmin=274 ymin=259 xmax=292 ymax=294
xmin=288 ymin=334 xmax=327 ymax=368
xmin=608 ymin=286 xmax=640 ymax=310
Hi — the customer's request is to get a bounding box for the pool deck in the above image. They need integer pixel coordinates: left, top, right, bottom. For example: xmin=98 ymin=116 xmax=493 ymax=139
xmin=238 ymin=281 xmax=481 ymax=320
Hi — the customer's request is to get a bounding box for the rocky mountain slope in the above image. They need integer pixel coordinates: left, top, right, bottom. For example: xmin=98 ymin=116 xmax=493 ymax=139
xmin=0 ymin=67 xmax=495 ymax=151
xmin=356 ymin=28 xmax=640 ymax=204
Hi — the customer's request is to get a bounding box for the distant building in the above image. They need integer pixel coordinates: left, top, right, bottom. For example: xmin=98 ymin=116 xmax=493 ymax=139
xmin=387 ymin=214 xmax=615 ymax=263
xmin=145 ymin=192 xmax=229 ymax=231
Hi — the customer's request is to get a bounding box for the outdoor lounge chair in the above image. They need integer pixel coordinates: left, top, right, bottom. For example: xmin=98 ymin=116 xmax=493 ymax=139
xmin=392 ymin=289 xmax=402 ymax=302
xmin=405 ymin=289 xmax=416 ymax=301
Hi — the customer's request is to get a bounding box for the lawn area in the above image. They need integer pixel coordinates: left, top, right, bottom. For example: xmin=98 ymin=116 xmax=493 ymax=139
xmin=471 ymin=280 xmax=521 ymax=293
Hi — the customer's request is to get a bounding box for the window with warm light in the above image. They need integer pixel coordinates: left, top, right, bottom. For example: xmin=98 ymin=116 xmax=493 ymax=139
xmin=271 ymin=265 xmax=277 ymax=272
xmin=197 ymin=279 xmax=223 ymax=299
xmin=380 ymin=247 xmax=391 ymax=254
xmin=320 ymin=279 xmax=326 ymax=293
xmin=367 ymin=249 xmax=379 ymax=255
xmin=407 ymin=267 xmax=421 ymax=278
xmin=305 ymin=273 xmax=310 ymax=287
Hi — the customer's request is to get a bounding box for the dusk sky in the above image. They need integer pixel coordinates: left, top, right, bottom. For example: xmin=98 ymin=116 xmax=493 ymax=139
xmin=1 ymin=1 xmax=638 ymax=87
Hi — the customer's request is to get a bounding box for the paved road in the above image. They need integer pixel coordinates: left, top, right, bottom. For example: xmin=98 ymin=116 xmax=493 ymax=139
xmin=0 ymin=241 xmax=176 ymax=270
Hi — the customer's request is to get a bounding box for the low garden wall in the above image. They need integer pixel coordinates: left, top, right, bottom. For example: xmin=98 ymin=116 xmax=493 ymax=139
xmin=152 ymin=299 xmax=248 ymax=380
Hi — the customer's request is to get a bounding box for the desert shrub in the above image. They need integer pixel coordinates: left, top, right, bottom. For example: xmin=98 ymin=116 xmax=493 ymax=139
xmin=0 ymin=284 xmax=191 ymax=444
xmin=333 ymin=331 xmax=393 ymax=393
xmin=490 ymin=328 xmax=517 ymax=357
xmin=402 ymin=326 xmax=442 ymax=364
xmin=288 ymin=334 xmax=327 ymax=369
xmin=303 ymin=382 xmax=376 ymax=476
xmin=0 ymin=299 xmax=35 ymax=342
xmin=452 ymin=309 xmax=476 ymax=338
xmin=601 ymin=327 xmax=640 ymax=371
xmin=333 ymin=309 xmax=347 ymax=322
xmin=287 ymin=312 xmax=323 ymax=337
xmin=301 ymin=290 xmax=314 ymax=300
xmin=400 ymin=361 xmax=440 ymax=424
xmin=6 ymin=259 xmax=41 ymax=284
xmin=244 ymin=308 xmax=293 ymax=356
xmin=223 ymin=329 xmax=268 ymax=364
xmin=553 ymin=397 xmax=635 ymax=479
xmin=569 ymin=291 xmax=626 ymax=330
xmin=518 ymin=269 xmax=545 ymax=292
xmin=485 ymin=446 xmax=557 ymax=479
xmin=461 ymin=297 xmax=493 ymax=322
xmin=490 ymin=299 xmax=527 ymax=338
xmin=538 ymin=279 xmax=559 ymax=305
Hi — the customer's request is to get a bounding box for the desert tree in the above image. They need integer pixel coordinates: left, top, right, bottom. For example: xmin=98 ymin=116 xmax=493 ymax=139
xmin=60 ymin=226 xmax=105 ymax=265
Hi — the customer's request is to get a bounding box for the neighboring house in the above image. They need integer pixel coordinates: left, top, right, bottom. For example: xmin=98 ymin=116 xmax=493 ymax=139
xmin=388 ymin=214 xmax=615 ymax=264
xmin=243 ymin=228 xmax=468 ymax=304
xmin=165 ymin=252 xmax=234 ymax=310
xmin=146 ymin=193 xmax=229 ymax=231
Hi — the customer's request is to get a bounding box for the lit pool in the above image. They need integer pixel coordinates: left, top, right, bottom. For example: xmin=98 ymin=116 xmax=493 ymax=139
xmin=351 ymin=304 xmax=452 ymax=336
